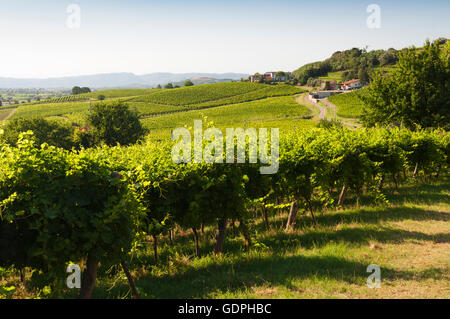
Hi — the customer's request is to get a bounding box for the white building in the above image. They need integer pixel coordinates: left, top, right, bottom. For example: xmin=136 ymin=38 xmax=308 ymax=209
xmin=341 ymin=79 xmax=362 ymax=90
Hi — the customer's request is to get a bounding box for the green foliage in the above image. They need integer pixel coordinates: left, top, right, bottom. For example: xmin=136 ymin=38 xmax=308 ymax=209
xmin=72 ymin=86 xmax=90 ymax=95
xmin=361 ymin=40 xmax=449 ymax=129
xmin=293 ymin=47 xmax=395 ymax=85
xmin=73 ymin=127 xmax=94 ymax=149
xmin=98 ymin=94 xmax=106 ymax=101
xmin=188 ymin=85 xmax=305 ymax=109
xmin=379 ymin=48 xmax=398 ymax=66
xmin=88 ymin=101 xmax=146 ymax=146
xmin=134 ymin=82 xmax=264 ymax=106
xmin=0 ymin=126 xmax=447 ymax=295
xmin=17 ymin=89 xmax=159 ymax=106
xmin=1 ymin=117 xmax=76 ymax=149
xmin=0 ymin=132 xmax=143 ymax=284
xmin=328 ymin=89 xmax=368 ymax=118
xmin=293 ymin=61 xmax=331 ymax=85
xmin=317 ymin=119 xmax=343 ymax=129
xmin=141 ymin=96 xmax=310 ymax=132
xmin=11 ymin=102 xmax=90 ymax=119
xmin=72 ymin=86 xmax=82 ymax=95
xmin=184 ymin=80 xmax=194 ymax=87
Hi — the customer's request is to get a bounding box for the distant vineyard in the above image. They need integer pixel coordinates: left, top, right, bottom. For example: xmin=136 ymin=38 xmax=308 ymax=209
xmin=8 ymin=84 xmax=306 ymax=122
xmin=189 ymin=85 xmax=305 ymax=108
xmin=10 ymin=102 xmax=90 ymax=119
xmin=132 ymin=82 xmax=265 ymax=106
xmin=18 ymin=88 xmax=161 ymax=106
xmin=328 ymin=88 xmax=367 ymax=118
xmin=141 ymin=96 xmax=310 ymax=131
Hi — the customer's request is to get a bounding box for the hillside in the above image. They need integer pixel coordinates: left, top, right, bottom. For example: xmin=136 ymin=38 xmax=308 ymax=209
xmin=292 ymin=47 xmax=398 ymax=86
xmin=328 ymin=88 xmax=367 ymax=118
xmin=293 ymin=38 xmax=449 ymax=86
xmin=2 ymin=82 xmax=310 ymax=140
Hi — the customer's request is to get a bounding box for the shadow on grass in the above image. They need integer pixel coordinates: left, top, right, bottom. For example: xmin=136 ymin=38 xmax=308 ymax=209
xmin=94 ymin=251 xmax=447 ymax=299
xmin=342 ymin=179 xmax=449 ymax=207
xmin=265 ymin=206 xmax=449 ymax=233
xmin=125 ymin=205 xmax=448 ymax=272
xmin=260 ymin=225 xmax=450 ymax=252
xmin=93 ymin=180 xmax=449 ymax=298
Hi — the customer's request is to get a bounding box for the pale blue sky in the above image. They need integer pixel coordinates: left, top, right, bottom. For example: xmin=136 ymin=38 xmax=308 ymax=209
xmin=0 ymin=0 xmax=448 ymax=78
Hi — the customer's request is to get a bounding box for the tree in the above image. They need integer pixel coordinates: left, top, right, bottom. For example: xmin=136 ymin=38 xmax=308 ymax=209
xmin=87 ymin=101 xmax=146 ymax=146
xmin=72 ymin=86 xmax=82 ymax=95
xmin=184 ymin=80 xmax=194 ymax=87
xmin=434 ymin=37 xmax=447 ymax=46
xmin=156 ymin=84 xmax=162 ymax=89
xmin=379 ymin=49 xmax=397 ymax=66
xmin=1 ymin=117 xmax=76 ymax=150
xmin=72 ymin=86 xmax=90 ymax=95
xmin=97 ymin=94 xmax=106 ymax=101
xmin=164 ymin=83 xmax=174 ymax=89
xmin=362 ymin=40 xmax=449 ymax=129
xmin=275 ymin=71 xmax=286 ymax=82
xmin=358 ymin=66 xmax=370 ymax=84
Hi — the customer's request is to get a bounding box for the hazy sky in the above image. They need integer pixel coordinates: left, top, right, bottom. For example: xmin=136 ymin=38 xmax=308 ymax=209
xmin=0 ymin=0 xmax=449 ymax=78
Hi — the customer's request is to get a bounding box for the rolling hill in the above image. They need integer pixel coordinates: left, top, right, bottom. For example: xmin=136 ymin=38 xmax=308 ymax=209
xmin=0 ymin=72 xmax=249 ymax=89
xmin=3 ymin=82 xmax=310 ymax=141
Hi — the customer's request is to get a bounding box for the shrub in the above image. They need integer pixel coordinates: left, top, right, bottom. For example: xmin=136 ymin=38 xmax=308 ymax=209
xmin=1 ymin=117 xmax=76 ymax=150
xmin=0 ymin=133 xmax=142 ymax=297
xmin=87 ymin=101 xmax=146 ymax=146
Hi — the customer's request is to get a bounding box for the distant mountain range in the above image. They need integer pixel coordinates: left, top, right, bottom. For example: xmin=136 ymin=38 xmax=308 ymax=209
xmin=0 ymin=72 xmax=250 ymax=89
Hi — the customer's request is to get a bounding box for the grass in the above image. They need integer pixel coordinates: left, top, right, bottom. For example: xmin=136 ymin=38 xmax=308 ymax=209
xmin=99 ymin=178 xmax=450 ymax=299
xmin=2 ymin=178 xmax=448 ymax=299
xmin=328 ymin=89 xmax=367 ymax=118
xmin=318 ymin=71 xmax=344 ymax=82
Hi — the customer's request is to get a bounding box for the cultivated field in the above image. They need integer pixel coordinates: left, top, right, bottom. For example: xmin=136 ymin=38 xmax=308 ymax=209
xmin=328 ymin=89 xmax=367 ymax=118
xmin=1 ymin=82 xmax=448 ymax=300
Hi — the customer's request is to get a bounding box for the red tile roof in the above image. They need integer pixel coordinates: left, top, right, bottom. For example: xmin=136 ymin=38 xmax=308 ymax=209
xmin=342 ymin=79 xmax=360 ymax=85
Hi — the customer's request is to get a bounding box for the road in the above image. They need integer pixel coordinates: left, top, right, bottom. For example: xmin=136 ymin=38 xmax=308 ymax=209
xmin=304 ymin=94 xmax=326 ymax=119
xmin=295 ymin=93 xmax=361 ymax=129
xmin=0 ymin=107 xmax=17 ymax=121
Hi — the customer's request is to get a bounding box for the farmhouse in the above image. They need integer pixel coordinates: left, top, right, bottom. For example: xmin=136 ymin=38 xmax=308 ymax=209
xmin=341 ymin=79 xmax=362 ymax=90
xmin=250 ymin=71 xmax=292 ymax=82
